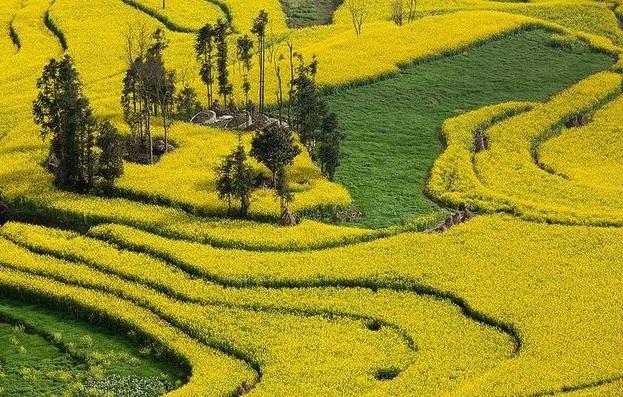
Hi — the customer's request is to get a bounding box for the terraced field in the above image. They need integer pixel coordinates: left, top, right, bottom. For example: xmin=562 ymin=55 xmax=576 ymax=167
xmin=1 ymin=0 xmax=623 ymax=396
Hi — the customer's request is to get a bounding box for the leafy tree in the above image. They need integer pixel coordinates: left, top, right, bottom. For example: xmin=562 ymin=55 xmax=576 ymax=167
xmin=251 ymin=10 xmax=269 ymax=113
xmin=236 ymin=35 xmax=254 ymax=108
xmin=195 ymin=24 xmax=215 ymax=107
xmin=274 ymin=166 xmax=293 ymax=211
xmin=317 ymin=112 xmax=344 ymax=181
xmin=250 ymin=125 xmax=301 ymax=185
xmin=121 ymin=27 xmax=174 ymax=162
xmin=33 ymin=55 xmax=99 ymax=191
xmin=232 ymin=144 xmax=254 ymax=217
xmin=97 ymin=120 xmax=125 ymax=187
xmin=214 ymin=19 xmax=233 ymax=104
xmin=175 ymin=85 xmax=201 ymax=120
xmin=214 ymin=152 xmax=236 ymax=215
xmin=216 ymin=142 xmax=254 ymax=217
xmin=291 ymin=59 xmax=326 ymax=154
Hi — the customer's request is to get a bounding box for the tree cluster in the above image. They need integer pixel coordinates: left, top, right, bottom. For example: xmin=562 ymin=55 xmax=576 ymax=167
xmin=121 ymin=26 xmax=176 ymax=164
xmin=33 ymin=55 xmax=124 ymax=192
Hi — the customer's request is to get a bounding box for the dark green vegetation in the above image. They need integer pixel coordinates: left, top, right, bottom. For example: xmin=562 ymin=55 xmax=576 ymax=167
xmin=279 ymin=0 xmax=343 ymax=28
xmin=326 ymin=29 xmax=613 ymax=228
xmin=0 ymin=298 xmax=181 ymax=396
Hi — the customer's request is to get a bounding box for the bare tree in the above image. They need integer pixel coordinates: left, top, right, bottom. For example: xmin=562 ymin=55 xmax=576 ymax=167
xmin=391 ymin=0 xmax=404 ymax=26
xmin=346 ymin=0 xmax=367 ymax=36
xmin=407 ymin=0 xmax=417 ymax=22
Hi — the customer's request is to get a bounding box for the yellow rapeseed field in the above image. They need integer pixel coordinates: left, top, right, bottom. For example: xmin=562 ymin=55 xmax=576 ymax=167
xmin=2 ymin=0 xmax=623 ymax=395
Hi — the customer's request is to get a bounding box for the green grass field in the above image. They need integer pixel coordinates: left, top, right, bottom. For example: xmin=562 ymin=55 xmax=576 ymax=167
xmin=327 ymin=29 xmax=613 ymax=228
xmin=0 ymin=298 xmax=181 ymax=396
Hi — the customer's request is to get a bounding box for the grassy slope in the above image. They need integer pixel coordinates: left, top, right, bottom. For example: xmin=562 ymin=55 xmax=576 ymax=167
xmin=327 ymin=29 xmax=612 ymax=228
xmin=279 ymin=0 xmax=343 ymax=28
xmin=0 ymin=298 xmax=181 ymax=396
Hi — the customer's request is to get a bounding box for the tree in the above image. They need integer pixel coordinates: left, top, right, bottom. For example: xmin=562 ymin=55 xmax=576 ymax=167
xmin=97 ymin=120 xmax=125 ymax=187
xmin=250 ymin=125 xmax=301 ymax=185
xmin=195 ymin=24 xmax=215 ymax=107
xmin=214 ymin=19 xmax=233 ymax=104
xmin=236 ymin=35 xmax=254 ymax=108
xmin=33 ymin=55 xmax=99 ymax=191
xmin=274 ymin=166 xmax=293 ymax=211
xmin=291 ymin=59 xmax=326 ymax=154
xmin=232 ymin=143 xmax=254 ymax=217
xmin=251 ymin=10 xmax=269 ymax=113
xmin=346 ymin=0 xmax=367 ymax=36
xmin=121 ymin=27 xmax=174 ymax=163
xmin=175 ymin=85 xmax=201 ymax=120
xmin=391 ymin=0 xmax=404 ymax=26
xmin=407 ymin=0 xmax=417 ymax=22
xmin=317 ymin=112 xmax=344 ymax=181
xmin=214 ymin=151 xmax=236 ymax=215
xmin=216 ymin=141 xmax=254 ymax=217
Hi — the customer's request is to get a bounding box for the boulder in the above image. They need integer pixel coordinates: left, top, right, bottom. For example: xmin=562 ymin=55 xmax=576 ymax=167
xmin=190 ymin=110 xmax=217 ymax=125
xmin=230 ymin=111 xmax=252 ymax=130
xmin=153 ymin=140 xmax=174 ymax=155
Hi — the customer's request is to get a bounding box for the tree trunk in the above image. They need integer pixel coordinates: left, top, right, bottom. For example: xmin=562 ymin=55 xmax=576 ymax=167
xmin=145 ymin=97 xmax=153 ymax=164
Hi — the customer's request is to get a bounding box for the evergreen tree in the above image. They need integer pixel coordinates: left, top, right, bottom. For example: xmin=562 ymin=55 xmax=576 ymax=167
xmin=317 ymin=112 xmax=344 ymax=181
xmin=195 ymin=24 xmax=215 ymax=108
xmin=97 ymin=120 xmax=125 ymax=187
xmin=250 ymin=125 xmax=301 ymax=185
xmin=214 ymin=151 xmax=236 ymax=215
xmin=33 ymin=55 xmax=99 ymax=191
xmin=292 ymin=60 xmax=326 ymax=154
xmin=214 ymin=19 xmax=233 ymax=104
xmin=236 ymin=35 xmax=254 ymax=108
xmin=274 ymin=166 xmax=293 ymax=211
xmin=232 ymin=144 xmax=254 ymax=217
xmin=175 ymin=85 xmax=201 ymax=120
xmin=251 ymin=10 xmax=269 ymax=113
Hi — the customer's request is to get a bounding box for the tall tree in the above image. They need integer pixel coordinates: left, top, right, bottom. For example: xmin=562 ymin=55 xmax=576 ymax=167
xmin=236 ymin=34 xmax=254 ymax=108
xmin=250 ymin=125 xmax=301 ymax=185
xmin=251 ymin=10 xmax=269 ymax=113
xmin=195 ymin=24 xmax=215 ymax=108
xmin=407 ymin=0 xmax=417 ymax=22
xmin=214 ymin=19 xmax=233 ymax=105
xmin=317 ymin=112 xmax=344 ymax=181
xmin=97 ymin=120 xmax=125 ymax=187
xmin=291 ymin=59 xmax=326 ymax=154
xmin=232 ymin=143 xmax=254 ymax=217
xmin=33 ymin=55 xmax=99 ymax=191
xmin=214 ymin=151 xmax=236 ymax=215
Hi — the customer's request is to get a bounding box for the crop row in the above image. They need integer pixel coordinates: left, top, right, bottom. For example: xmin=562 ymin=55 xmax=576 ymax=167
xmin=428 ymin=71 xmax=623 ymax=226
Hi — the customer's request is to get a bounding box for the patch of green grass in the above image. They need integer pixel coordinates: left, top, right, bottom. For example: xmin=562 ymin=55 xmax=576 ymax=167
xmin=279 ymin=0 xmax=343 ymax=28
xmin=0 ymin=298 xmax=182 ymax=396
xmin=326 ymin=29 xmax=613 ymax=228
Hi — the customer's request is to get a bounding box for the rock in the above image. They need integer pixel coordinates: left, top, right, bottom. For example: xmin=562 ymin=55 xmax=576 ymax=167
xmin=190 ymin=110 xmax=217 ymax=125
xmin=451 ymin=212 xmax=462 ymax=224
xmin=153 ymin=140 xmax=174 ymax=155
xmin=0 ymin=203 xmax=10 ymax=226
xmin=248 ymin=114 xmax=269 ymax=130
xmin=230 ymin=111 xmax=252 ymax=130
